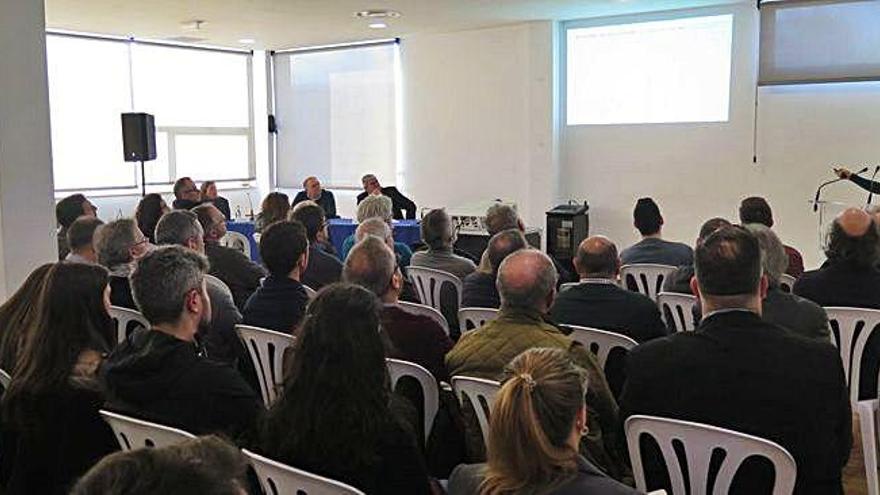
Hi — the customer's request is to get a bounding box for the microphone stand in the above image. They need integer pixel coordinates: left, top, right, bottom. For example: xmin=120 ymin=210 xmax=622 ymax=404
xmin=868 ymin=165 xmax=880 ymax=207
xmin=814 ymin=166 xmax=869 ymax=212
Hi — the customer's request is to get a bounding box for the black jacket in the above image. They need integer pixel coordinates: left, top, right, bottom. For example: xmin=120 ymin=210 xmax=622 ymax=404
xmin=302 ymin=245 xmax=343 ymax=291
xmin=205 ymin=241 xmax=266 ymax=311
xmin=357 ymin=187 xmax=417 ymax=220
xmin=171 ymin=198 xmax=202 ymax=210
xmin=292 ymin=190 xmax=338 ymax=219
xmin=109 ymin=275 xmax=137 ymax=310
xmin=102 ymin=330 xmax=263 ymax=439
xmin=242 ymin=276 xmax=309 ymax=334
xmin=461 ymin=271 xmax=500 ymax=309
xmin=212 ymin=196 xmax=232 ymax=219
xmin=620 ymin=310 xmax=851 ymax=495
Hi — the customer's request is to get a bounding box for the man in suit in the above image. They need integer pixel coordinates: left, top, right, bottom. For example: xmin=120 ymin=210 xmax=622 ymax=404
xmin=461 ymin=228 xmax=527 ymax=309
xmin=621 ymin=225 xmax=851 ymax=494
xmin=171 ymin=177 xmax=202 ymax=210
xmin=289 ymin=200 xmax=342 ymax=290
xmin=292 ymin=176 xmax=338 ymax=219
xmin=620 ymin=197 xmax=692 ymax=267
xmin=739 ymin=196 xmax=804 ymax=278
xmin=356 ymin=174 xmax=416 ymax=220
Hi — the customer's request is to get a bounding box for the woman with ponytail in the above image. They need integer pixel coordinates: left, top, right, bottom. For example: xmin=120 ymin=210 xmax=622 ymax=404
xmin=448 ymin=347 xmax=639 ymax=495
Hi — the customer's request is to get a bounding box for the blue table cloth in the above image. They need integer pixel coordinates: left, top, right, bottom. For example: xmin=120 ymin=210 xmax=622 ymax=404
xmin=328 ymin=219 xmax=421 ymax=258
xmin=226 ymin=220 xmax=261 ymax=263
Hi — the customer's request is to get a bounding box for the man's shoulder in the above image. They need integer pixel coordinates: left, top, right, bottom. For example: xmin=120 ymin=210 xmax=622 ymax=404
xmin=386 ymin=305 xmax=445 ymax=332
xmin=310 ymin=245 xmax=343 ymax=266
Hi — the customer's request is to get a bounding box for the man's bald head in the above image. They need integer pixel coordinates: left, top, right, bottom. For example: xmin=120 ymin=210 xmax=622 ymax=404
xmin=343 ymin=236 xmax=396 ymax=297
xmin=487 ymin=229 xmax=528 ymax=273
xmin=837 ymin=208 xmax=872 ymax=237
xmin=497 ymin=249 xmax=557 ymax=312
xmin=573 ymin=235 xmax=619 ymax=279
xmin=826 ymin=207 xmax=880 ymax=268
xmin=356 ymin=218 xmax=393 ymax=249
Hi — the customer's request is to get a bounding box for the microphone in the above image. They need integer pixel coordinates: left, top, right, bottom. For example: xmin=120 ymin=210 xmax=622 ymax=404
xmin=245 ymin=191 xmax=255 ymax=221
xmin=868 ymin=165 xmax=880 ymax=206
xmin=814 ymin=166 xmax=869 ymax=212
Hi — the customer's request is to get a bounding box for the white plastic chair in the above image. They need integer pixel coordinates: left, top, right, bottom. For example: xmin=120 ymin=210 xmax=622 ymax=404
xmin=560 ymin=282 xmax=580 ymax=292
xmin=824 ymin=307 xmax=880 ymax=404
xmin=779 ymin=274 xmax=796 ymax=293
xmin=108 ymin=305 xmax=150 ymax=344
xmin=387 ymin=358 xmax=439 ymax=446
xmin=858 ymin=399 xmax=880 ymax=495
xmin=243 ymin=449 xmax=365 ymax=495
xmin=220 ymin=231 xmax=252 ymax=259
xmin=99 ymin=410 xmax=196 ymax=451
xmin=451 ymin=376 xmax=501 ymax=446
xmin=407 ymin=266 xmax=463 ymax=315
xmin=0 ymin=368 xmax=10 ymax=389
xmin=620 ymin=264 xmax=677 ymax=302
xmin=625 ymin=415 xmax=797 ymax=495
xmin=398 ymin=301 xmax=451 ymax=337
xmin=303 ymin=284 xmax=317 ymax=300
xmin=458 ymin=307 xmax=499 ymax=332
xmin=235 ymin=324 xmax=296 ymax=407
xmin=566 ymin=325 xmax=638 ymax=370
xmin=657 ymin=292 xmax=698 ymax=332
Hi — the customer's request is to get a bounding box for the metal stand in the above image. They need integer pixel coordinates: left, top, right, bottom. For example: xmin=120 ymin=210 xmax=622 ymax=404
xmin=139 ymin=160 xmax=146 ymax=197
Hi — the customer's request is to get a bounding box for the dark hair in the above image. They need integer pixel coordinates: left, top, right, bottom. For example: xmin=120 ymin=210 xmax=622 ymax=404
xmin=131 ymin=246 xmax=209 ymax=326
xmin=261 ymin=284 xmax=390 ymax=479
xmin=825 ymin=219 xmax=880 ymax=269
xmin=421 ymin=208 xmax=453 ymax=250
xmin=260 ymin=192 xmax=290 ymax=227
xmin=135 ymin=194 xmax=166 ymax=243
xmin=574 ymin=238 xmax=618 ymax=277
xmin=71 ymin=435 xmax=247 ymax=495
xmin=56 ymin=194 xmax=88 ymax=228
xmin=172 ymin=177 xmax=194 ymax=199
xmin=633 ymin=198 xmax=662 ymax=236
xmin=200 ymin=181 xmax=216 ymax=198
xmin=698 ymin=217 xmax=732 ymax=242
xmin=67 ymin=217 xmax=104 ymax=252
xmin=739 ymin=197 xmax=774 ymax=227
xmin=488 ymin=229 xmax=528 ymax=273
xmin=695 ymin=225 xmax=762 ymax=296
xmin=259 ymin=220 xmax=308 ymax=277
xmin=0 ymin=264 xmax=53 ymax=371
xmin=289 ymin=202 xmax=326 ymax=242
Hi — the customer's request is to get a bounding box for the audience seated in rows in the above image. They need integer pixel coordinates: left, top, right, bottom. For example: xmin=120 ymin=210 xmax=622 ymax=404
xmin=243 ymin=220 xmax=309 ymax=334
xmin=341 ymin=194 xmax=413 ymax=266
xmin=662 ymin=217 xmax=731 ymax=294
xmin=171 ymin=177 xmax=202 ymax=211
xmin=134 ymin=193 xmax=169 ymax=244
xmin=357 ymin=173 xmax=417 ymax=220
xmin=258 ymin=284 xmax=431 ymax=494
xmin=0 ymin=263 xmax=52 ymax=371
xmin=254 ymin=192 xmax=290 ymax=233
xmin=193 ymin=203 xmax=265 ymax=310
xmin=289 ymin=201 xmax=342 ymax=290
xmin=71 ymin=435 xmax=248 ymax=495
xmin=344 ymin=236 xmax=453 ymax=381
xmin=1 ymin=263 xmax=118 ymax=494
xmin=411 ymin=208 xmax=477 ymax=280
xmin=461 ymin=229 xmax=527 ymax=309
xmin=448 ymin=348 xmax=638 ymax=495
xmin=620 ymin=197 xmax=692 ymax=267
xmin=102 ymin=246 xmax=262 ymax=439
xmin=200 ymin=180 xmax=231 ymax=220
xmin=620 ymin=225 xmax=851 ymax=493
xmin=739 ymin=196 xmax=804 ymax=278
xmin=445 ymin=250 xmax=626 ymax=479
xmin=65 ymin=216 xmax=103 ymax=265
xmin=94 ymin=218 xmax=152 ymax=310
xmin=55 ymin=193 xmax=98 ymax=260
xmin=292 ymin=176 xmax=338 ymax=219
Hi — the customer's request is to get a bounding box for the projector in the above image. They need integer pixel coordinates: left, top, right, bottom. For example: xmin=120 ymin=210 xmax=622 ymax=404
xmin=422 ymin=199 xmax=518 ymax=235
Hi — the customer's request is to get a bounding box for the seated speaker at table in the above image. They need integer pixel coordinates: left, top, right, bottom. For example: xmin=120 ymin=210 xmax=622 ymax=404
xmin=292 ymin=176 xmax=338 ymax=219
xmin=356 ymin=173 xmax=416 ymax=220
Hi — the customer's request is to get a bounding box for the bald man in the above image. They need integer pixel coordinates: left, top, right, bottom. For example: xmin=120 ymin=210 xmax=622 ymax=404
xmin=445 ymin=249 xmax=628 ymax=478
xmin=292 ymin=176 xmax=338 ymax=219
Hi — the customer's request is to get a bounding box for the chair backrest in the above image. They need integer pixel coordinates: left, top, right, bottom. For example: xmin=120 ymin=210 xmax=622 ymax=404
xmin=458 ymin=307 xmax=499 ymax=332
xmin=857 ymin=399 xmax=880 ymax=495
xmin=99 ymin=410 xmax=196 ymax=451
xmin=387 ymin=358 xmax=439 ymax=446
xmin=108 ymin=306 xmax=150 ymax=344
xmin=625 ymin=415 xmax=797 ymax=495
xmin=778 ymin=274 xmax=796 ymax=293
xmin=303 ymin=284 xmax=317 ymax=300
xmin=220 ymin=231 xmax=252 ymax=258
xmin=235 ymin=324 xmax=296 ymax=407
xmin=566 ymin=325 xmax=639 ymax=370
xmin=451 ymin=376 xmax=501 ymax=446
xmin=407 ymin=266 xmax=463 ymax=313
xmin=657 ymin=292 xmax=698 ymax=332
xmin=824 ymin=307 xmax=880 ymax=404
xmin=0 ymin=368 xmax=10 ymax=390
xmin=620 ymin=264 xmax=677 ymax=302
xmin=243 ymin=449 xmax=366 ymax=495
xmin=560 ymin=282 xmax=579 ymax=292
xmin=398 ymin=301 xmax=451 ymax=337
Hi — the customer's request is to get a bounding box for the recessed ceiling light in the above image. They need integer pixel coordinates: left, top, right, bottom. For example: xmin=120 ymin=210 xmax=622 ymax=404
xmin=355 ymin=9 xmax=401 ymax=19
xmin=368 ymin=22 xmax=387 ymax=29
xmin=238 ymin=38 xmax=256 ymax=44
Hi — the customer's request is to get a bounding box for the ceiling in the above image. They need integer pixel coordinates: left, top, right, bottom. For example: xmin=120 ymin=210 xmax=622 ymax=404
xmin=45 ymin=0 xmax=745 ymax=51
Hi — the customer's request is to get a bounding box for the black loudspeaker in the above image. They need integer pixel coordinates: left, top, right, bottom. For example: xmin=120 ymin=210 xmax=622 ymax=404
xmin=121 ymin=113 xmax=157 ymax=162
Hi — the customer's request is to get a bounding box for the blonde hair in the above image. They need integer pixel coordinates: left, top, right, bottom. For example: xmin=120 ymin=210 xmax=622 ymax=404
xmin=356 ymin=195 xmax=393 ymax=223
xmin=481 ymin=348 xmax=588 ymax=495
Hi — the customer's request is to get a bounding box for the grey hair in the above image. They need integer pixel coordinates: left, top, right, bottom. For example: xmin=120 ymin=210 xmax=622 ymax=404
xmin=155 ymin=210 xmax=204 ymax=246
xmin=356 ymin=218 xmax=392 ymax=244
xmin=357 ymin=195 xmax=393 ymax=223
xmin=497 ymin=249 xmax=558 ymax=310
xmin=343 ymin=236 xmax=396 ymax=296
xmin=743 ymin=223 xmax=786 ymax=286
xmin=95 ymin=218 xmax=138 ymax=269
xmin=485 ymin=204 xmax=520 ymax=236
xmin=361 ymin=174 xmax=377 ymax=184
xmin=131 ymin=245 xmax=209 ymax=325
xmin=421 ymin=208 xmax=454 ymax=250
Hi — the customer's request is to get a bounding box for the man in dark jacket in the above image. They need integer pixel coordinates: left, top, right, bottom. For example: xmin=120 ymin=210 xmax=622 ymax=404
xmin=621 ymin=225 xmax=851 ymax=494
xmin=171 ymin=177 xmax=203 ymax=210
xmin=356 ymin=174 xmax=416 ymax=220
xmin=292 ymin=176 xmax=338 ymax=219
xmin=461 ymin=229 xmax=527 ymax=309
xmin=662 ymin=217 xmax=731 ymax=295
xmin=102 ymin=246 xmax=262 ymax=439
xmin=289 ymin=201 xmax=342 ymax=290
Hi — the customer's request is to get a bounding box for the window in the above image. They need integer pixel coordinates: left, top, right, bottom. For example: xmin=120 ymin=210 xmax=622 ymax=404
xmin=273 ymin=42 xmax=399 ymax=189
xmin=565 ymin=14 xmax=734 ymax=125
xmin=46 ymin=34 xmax=254 ymax=192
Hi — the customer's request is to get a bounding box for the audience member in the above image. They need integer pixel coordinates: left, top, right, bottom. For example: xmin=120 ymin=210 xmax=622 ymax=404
xmin=448 ymin=348 xmax=638 ymax=495
xmin=65 ymin=217 xmax=104 ymax=264
xmin=620 ymin=225 xmax=851 ymax=493
xmin=745 ymin=223 xmax=830 ymax=341
xmin=341 ymin=194 xmax=413 ymax=266
xmin=56 ymin=193 xmax=97 ymax=260
xmin=102 ymin=246 xmax=262 ymax=438
xmin=290 ymin=201 xmax=342 ymax=290
xmin=662 ymin=217 xmax=731 ymax=294
xmin=446 ymin=250 xmax=625 ymax=479
xmin=193 ymin=203 xmax=265 ymax=310
xmin=412 ymin=208 xmax=477 ymax=280
xmin=344 ymin=236 xmax=453 ymax=381
xmin=1 ymin=263 xmax=118 ymax=494
xmin=254 ymin=192 xmax=290 ymax=233
xmin=259 ymin=284 xmax=431 ymax=494
xmin=94 ymin=218 xmax=152 ymax=310
xmin=200 ymin=180 xmax=231 ymax=219
xmin=355 ymin=218 xmax=421 ymax=304
xmin=0 ymin=263 xmax=52 ymax=371
xmin=620 ymin=197 xmax=692 ymax=266
xmin=461 ymin=229 xmax=527 ymax=309
xmin=134 ymin=193 xmax=169 ymax=244
xmin=739 ymin=196 xmax=804 ymax=278
xmin=243 ymin=220 xmax=310 ymax=334
xmin=171 ymin=177 xmax=202 ymax=210
xmin=292 ymin=176 xmax=338 ymax=219
xmin=357 ymin=173 xmax=416 ymax=220
xmin=70 ymin=435 xmax=248 ymax=495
